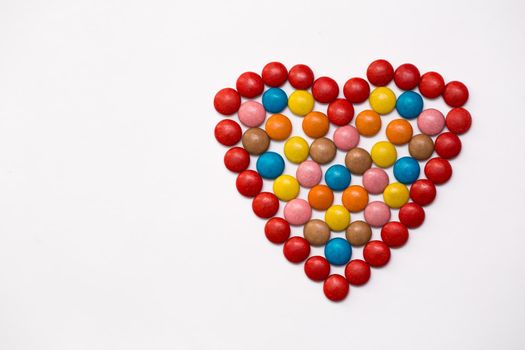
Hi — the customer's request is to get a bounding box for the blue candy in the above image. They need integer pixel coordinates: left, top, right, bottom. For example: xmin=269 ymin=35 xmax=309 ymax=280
xmin=393 ymin=156 xmax=420 ymax=184
xmin=256 ymin=152 xmax=285 ymax=179
xmin=262 ymin=88 xmax=288 ymax=113
xmin=396 ymin=91 xmax=423 ymax=119
xmin=325 ymin=164 xmax=351 ymax=191
xmin=324 ymin=238 xmax=352 ymax=266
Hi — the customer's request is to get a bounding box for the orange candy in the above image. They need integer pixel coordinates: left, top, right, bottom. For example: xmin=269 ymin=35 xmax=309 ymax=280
xmin=342 ymin=185 xmax=369 ymax=212
xmin=302 ymin=111 xmax=330 ymax=138
xmin=386 ymin=119 xmax=413 ymax=145
xmin=308 ymin=185 xmax=334 ymax=211
xmin=265 ymin=114 xmax=292 ymax=141
xmin=355 ymin=110 xmax=381 ymax=136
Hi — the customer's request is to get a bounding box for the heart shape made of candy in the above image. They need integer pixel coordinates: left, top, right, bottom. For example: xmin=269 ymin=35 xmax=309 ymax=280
xmin=213 ymin=60 xmax=472 ymax=302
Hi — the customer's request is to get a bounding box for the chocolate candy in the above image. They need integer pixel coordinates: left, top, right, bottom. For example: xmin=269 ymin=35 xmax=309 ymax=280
xmin=408 ymin=134 xmax=434 ymax=160
xmin=345 ymin=147 xmax=372 ymax=175
xmin=310 ymin=138 xmax=336 ymax=164
xmin=242 ymin=128 xmax=270 ymax=155
xmin=303 ymin=219 xmax=331 ymax=246
xmin=345 ymin=220 xmax=372 ymax=246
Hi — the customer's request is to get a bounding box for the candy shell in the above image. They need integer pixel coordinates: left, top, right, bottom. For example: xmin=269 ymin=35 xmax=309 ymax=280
xmin=418 ymin=72 xmax=445 ymax=98
xmin=333 ymin=125 xmax=360 ymax=151
xmin=446 ymin=108 xmax=472 ymax=134
xmin=308 ymin=185 xmax=334 ymax=211
xmin=367 ymin=59 xmax=394 ymax=86
xmin=393 ymin=156 xmax=420 ymax=184
xmin=343 ymin=77 xmax=370 ymax=103
xmin=283 ymin=236 xmax=310 ymax=263
xmin=362 ymin=168 xmax=389 ymax=194
xmin=296 ymin=160 xmax=322 ymax=188
xmin=345 ymin=148 xmax=372 ymax=175
xmin=312 ymin=77 xmax=339 ymax=103
xmin=417 ymin=108 xmax=445 ymax=136
xmin=325 ymin=238 xmax=352 ymax=266
xmin=214 ymin=87 xmax=241 ymax=115
xmin=236 ymin=72 xmax=264 ymax=98
xmin=369 ymin=87 xmax=396 ymax=115
xmin=396 ymin=91 xmax=423 ymax=119
xmin=289 ymin=64 xmax=314 ymax=89
xmin=262 ymin=88 xmax=288 ymax=113
xmin=265 ymin=114 xmax=292 ymax=141
xmin=363 ymin=240 xmax=391 ymax=267
xmin=264 ymin=217 xmax=290 ymax=244
xmin=304 ymin=256 xmax=330 ymax=281
xmin=345 ymin=221 xmax=372 ymax=246
xmin=324 ymin=205 xmax=351 ymax=231
xmin=252 ymin=192 xmax=279 ymax=218
xmin=371 ymin=141 xmax=397 ymax=168
xmin=284 ymin=199 xmax=312 ymax=225
xmin=262 ymin=62 xmax=288 ymax=87
xmin=256 ymin=152 xmax=285 ymax=179
xmin=355 ymin=109 xmax=381 ymax=136
xmin=323 ymin=274 xmax=349 ymax=301
xmin=325 ymin=165 xmax=351 ymax=191
xmin=408 ymin=134 xmax=434 ymax=160
xmin=284 ymin=136 xmax=309 ymax=163
xmin=273 ymin=175 xmax=300 ymax=201
xmin=302 ymin=111 xmax=330 ymax=138
xmin=303 ymin=219 xmax=331 ymax=246
xmin=345 ymin=259 xmax=371 ymax=285
xmin=364 ymin=201 xmax=391 ymax=227
xmin=383 ymin=182 xmax=410 ymax=209
xmin=309 ymin=138 xmax=337 ymax=164
xmin=288 ymin=90 xmax=315 ymax=116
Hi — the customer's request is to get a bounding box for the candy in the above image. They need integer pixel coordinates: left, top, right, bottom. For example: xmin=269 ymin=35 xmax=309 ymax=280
xmin=396 ymin=91 xmax=423 ymax=119
xmin=256 ymin=152 xmax=285 ymax=179
xmin=323 ymin=274 xmax=349 ymax=301
xmin=333 ymin=125 xmax=360 ymax=151
xmin=284 ymin=199 xmax=312 ymax=225
xmin=383 ymin=182 xmax=410 ymax=209
xmin=273 ymin=174 xmax=300 ymax=201
xmin=364 ymin=201 xmax=391 ymax=227
xmin=381 ymin=221 xmax=409 ymax=247
xmin=284 ymin=136 xmax=309 ymax=163
xmin=435 ymin=132 xmax=462 ymax=159
xmin=363 ymin=240 xmax=391 ymax=267
xmin=367 ymin=59 xmax=394 ymax=86
xmin=417 ymin=108 xmax=445 ymax=136
xmin=252 ymin=192 xmax=279 ymax=218
xmin=325 ymin=164 xmax=351 ymax=191
xmin=308 ymin=185 xmax=334 ymax=211
xmin=238 ymin=101 xmax=266 ymax=127
xmin=343 ymin=77 xmax=370 ymax=103
xmin=262 ymin=88 xmax=288 ymax=113
xmin=345 ymin=220 xmax=372 ymax=246
xmin=446 ymin=108 xmax=472 ymax=134
xmin=303 ymin=219 xmax=331 ymax=246
xmin=242 ymin=128 xmax=270 ymax=155
xmin=386 ymin=119 xmax=413 ymax=145
xmin=262 ymin=62 xmax=288 ymax=87
xmin=344 ymin=259 xmax=371 ymax=286
xmin=265 ymin=114 xmax=292 ymax=141
xmin=236 ymin=170 xmax=263 ymax=197
xmin=362 ymin=168 xmax=389 ymax=194
xmin=443 ymin=81 xmax=469 ymax=107
xmin=288 ymin=90 xmax=315 ymax=116
xmin=302 ymin=111 xmax=330 ymax=138
xmin=418 ymin=71 xmax=445 ymax=98
xmin=394 ymin=63 xmax=420 ymax=90
xmin=264 ymin=217 xmax=291 ymax=244
xmin=312 ymin=77 xmax=339 ymax=103
xmin=408 ymin=134 xmax=434 ymax=160
xmin=371 ymin=141 xmax=397 ymax=168
xmin=393 ymin=156 xmax=420 ymax=184
xmin=215 ymin=119 xmax=242 ymax=146
xmin=327 ymin=98 xmax=354 ymax=126
xmin=283 ymin=236 xmax=310 ymax=263
xmin=342 ymin=185 xmax=369 ymax=212
xmin=289 ymin=64 xmax=314 ymax=89
xmin=324 ymin=205 xmax=351 ymax=231
xmin=345 ymin=147 xmax=372 ymax=175
xmin=296 ymin=160 xmax=322 ymax=188
xmin=355 ymin=109 xmax=381 ymax=136
xmin=324 ymin=237 xmax=352 ymax=266
xmin=369 ymin=87 xmax=396 ymax=115
xmin=399 ymin=203 xmax=425 ymax=228
xmin=304 ymin=256 xmax=330 ymax=281
xmin=425 ymin=157 xmax=452 ymax=184
xmin=236 ymin=72 xmax=264 ymax=98
xmin=409 ymin=179 xmax=437 ymax=206
xmin=214 ymin=87 xmax=241 ymax=115
xmin=309 ymin=138 xmax=337 ymax=164
xmin=224 ymin=147 xmax=250 ymax=173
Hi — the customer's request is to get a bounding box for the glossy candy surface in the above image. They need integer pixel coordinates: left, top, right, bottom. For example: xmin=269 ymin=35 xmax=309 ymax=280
xmin=381 ymin=222 xmax=409 ymax=247
xmin=396 ymin=91 xmax=423 ymax=119
xmin=364 ymin=201 xmax=391 ymax=227
xmin=325 ymin=165 xmax=351 ymax=191
xmin=252 ymin=192 xmax=279 ymax=218
xmin=371 ymin=141 xmax=397 ymax=168
xmin=323 ymin=274 xmax=349 ymax=301
xmin=367 ymin=59 xmax=394 ymax=86
xmin=399 ymin=203 xmax=425 ymax=228
xmin=288 ymin=64 xmax=314 ymax=89
xmin=284 ymin=199 xmax=312 ymax=225
xmin=303 ymin=111 xmax=330 ymax=138
xmin=304 ymin=256 xmax=330 ymax=281
xmin=327 ymin=99 xmax=354 ymax=126
xmin=443 ymin=81 xmax=469 ymax=107
xmin=262 ymin=88 xmax=288 ymax=113
xmin=284 ymin=136 xmax=309 ymax=163
xmin=224 ymin=147 xmax=250 ymax=173
xmin=383 ymin=182 xmax=410 ymax=209
xmin=214 ymin=88 xmax=241 ymax=115
xmin=343 ymin=77 xmax=370 ymax=103
xmin=273 ymin=175 xmax=300 ymax=201
xmin=345 ymin=259 xmax=371 ymax=285
xmin=264 ymin=217 xmax=291 ymax=244
xmin=296 ymin=160 xmax=323 ymax=188
xmin=417 ymin=108 xmax=445 ymax=136
xmin=308 ymin=185 xmax=334 ymax=211
xmin=283 ymin=236 xmax=310 ymax=263
xmin=325 ymin=205 xmax=351 ymax=231
xmin=446 ymin=108 xmax=472 ymax=134
xmin=393 ymin=156 xmax=420 ymax=184
xmin=215 ymin=119 xmax=242 ymax=146
xmin=394 ymin=63 xmax=420 ymax=90
xmin=288 ymin=90 xmax=315 ymax=116
xmin=369 ymin=87 xmax=396 ymax=115
xmin=324 ymin=238 xmax=352 ymax=266
xmin=418 ymin=72 xmax=445 ymax=98
xmin=256 ymin=152 xmax=285 ymax=179
xmin=236 ymin=72 xmax=264 ymax=98
xmin=312 ymin=77 xmax=339 ymax=103
xmin=333 ymin=125 xmax=360 ymax=151
xmin=425 ymin=157 xmax=452 ymax=184
xmin=236 ymin=170 xmax=262 ymax=197
xmin=262 ymin=62 xmax=288 ymax=87
xmin=410 ymin=179 xmax=436 ymax=206
xmin=363 ymin=240 xmax=391 ymax=267
xmin=265 ymin=114 xmax=292 ymax=141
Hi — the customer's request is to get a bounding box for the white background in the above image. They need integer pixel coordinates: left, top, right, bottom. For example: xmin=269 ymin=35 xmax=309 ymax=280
xmin=1 ymin=0 xmax=525 ymax=349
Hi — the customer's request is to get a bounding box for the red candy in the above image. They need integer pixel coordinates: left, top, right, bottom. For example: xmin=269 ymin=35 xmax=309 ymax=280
xmin=366 ymin=59 xmax=394 ymax=86
xmin=343 ymin=77 xmax=370 ymax=104
xmin=236 ymin=170 xmax=263 ymax=197
xmin=435 ymin=132 xmax=462 ymax=159
xmin=224 ymin=147 xmax=250 ymax=172
xmin=344 ymin=259 xmax=371 ymax=286
xmin=418 ymin=72 xmax=445 ymax=98
xmin=399 ymin=203 xmax=425 ymax=228
xmin=327 ymin=98 xmax=355 ymax=126
xmin=288 ymin=64 xmax=314 ymax=89
xmin=264 ymin=217 xmax=291 ymax=244
xmin=323 ymin=274 xmax=349 ymax=301
xmin=363 ymin=240 xmax=391 ymax=267
xmin=312 ymin=77 xmax=339 ymax=103
xmin=214 ymin=119 xmax=242 ymax=146
xmin=236 ymin=72 xmax=264 ymax=98
xmin=410 ymin=179 xmax=437 ymax=206
xmin=425 ymin=157 xmax=453 ymax=184
xmin=252 ymin=192 xmax=279 ymax=218
xmin=304 ymin=256 xmax=331 ymax=281
xmin=283 ymin=236 xmax=310 ymax=263
xmin=394 ymin=63 xmax=420 ymax=90
xmin=443 ymin=81 xmax=469 ymax=107
xmin=381 ymin=221 xmax=409 ymax=247
xmin=446 ymin=108 xmax=472 ymax=134
xmin=262 ymin=62 xmax=288 ymax=87
xmin=214 ymin=88 xmax=241 ymax=115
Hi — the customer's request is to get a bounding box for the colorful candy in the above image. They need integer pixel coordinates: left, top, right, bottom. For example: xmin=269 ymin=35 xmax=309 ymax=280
xmin=214 ymin=87 xmax=241 ymax=115
xmin=242 ymin=128 xmax=270 ymax=155
xmin=435 ymin=132 xmax=462 ymax=159
xmin=325 ymin=164 xmax=351 ymax=191
xmin=355 ymin=109 xmax=381 ymax=136
xmin=364 ymin=201 xmax=391 ymax=227
xmin=303 ymin=219 xmax=331 ymax=246
xmin=362 ymin=168 xmax=389 ymax=194
xmin=394 ymin=63 xmax=420 ymax=90
xmin=327 ymin=98 xmax=354 ymax=126
xmin=396 ymin=91 xmax=424 ymax=119
xmin=363 ymin=240 xmax=391 ymax=267
xmin=236 ymin=170 xmax=262 ymax=197
xmin=417 ymin=108 xmax=445 ymax=136
xmin=369 ymin=87 xmax=396 ymax=115
xmin=383 ymin=182 xmax=410 ymax=209
xmin=302 ymin=111 xmax=330 ymax=138
xmin=371 ymin=141 xmax=397 ymax=168
xmin=262 ymin=62 xmax=288 ymax=87
xmin=345 ymin=148 xmax=372 ymax=175
xmin=264 ymin=217 xmax=291 ymax=244
xmin=425 ymin=157 xmax=452 ymax=184
xmin=399 ymin=202 xmax=425 ymax=228
xmin=284 ymin=199 xmax=312 ymax=225
xmin=273 ymin=174 xmax=300 ymax=201
xmin=288 ymin=90 xmax=315 ymax=116
xmin=324 ymin=205 xmax=351 ymax=231
xmin=343 ymin=77 xmax=370 ymax=103
xmin=256 ymin=152 xmax=285 ymax=179
xmin=304 ymin=256 xmax=330 ymax=281
xmin=308 ymin=185 xmax=334 ymax=211
xmin=265 ymin=114 xmax=292 ymax=141
xmin=386 ymin=119 xmax=413 ymax=145
xmin=418 ymin=71 xmax=445 ymax=98
xmin=333 ymin=125 xmax=360 ymax=151
xmin=252 ymin=192 xmax=279 ymax=218
xmin=215 ymin=119 xmax=242 ymax=146
xmin=408 ymin=134 xmax=434 ymax=160
xmin=443 ymin=81 xmax=469 ymax=107
xmin=367 ymin=59 xmax=394 ymax=86
xmin=312 ymin=77 xmax=339 ymax=103
xmin=446 ymin=108 xmax=472 ymax=134
xmin=344 ymin=259 xmax=371 ymax=285
xmin=262 ymin=88 xmax=288 ymax=113
xmin=324 ymin=238 xmax=352 ymax=266
xmin=224 ymin=147 xmax=250 ymax=173
xmin=345 ymin=221 xmax=372 ymax=246
xmin=238 ymin=100 xmax=266 ymax=127
xmin=342 ymin=185 xmax=369 ymax=212
xmin=309 ymin=138 xmax=336 ymax=164
xmin=288 ymin=64 xmax=314 ymax=89
xmin=284 ymin=136 xmax=309 ymax=163
xmin=393 ymin=156 xmax=420 ymax=184
xmin=296 ymin=160 xmax=322 ymax=188
xmin=323 ymin=274 xmax=349 ymax=301
xmin=283 ymin=236 xmax=310 ymax=263
xmin=236 ymin=72 xmax=264 ymax=98
xmin=381 ymin=222 xmax=409 ymax=247
xmin=409 ymin=179 xmax=437 ymax=206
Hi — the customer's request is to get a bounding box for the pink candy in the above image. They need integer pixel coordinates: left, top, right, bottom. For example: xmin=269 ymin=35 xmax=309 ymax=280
xmin=362 ymin=168 xmax=389 ymax=194
xmin=333 ymin=125 xmax=360 ymax=151
xmin=238 ymin=101 xmax=266 ymax=127
xmin=364 ymin=201 xmax=391 ymax=227
xmin=296 ymin=160 xmax=322 ymax=188
xmin=417 ymin=108 xmax=445 ymax=136
xmin=284 ymin=199 xmax=312 ymax=225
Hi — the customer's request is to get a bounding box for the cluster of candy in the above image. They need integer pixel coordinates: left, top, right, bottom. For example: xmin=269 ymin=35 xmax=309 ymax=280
xmin=213 ymin=60 xmax=471 ymax=301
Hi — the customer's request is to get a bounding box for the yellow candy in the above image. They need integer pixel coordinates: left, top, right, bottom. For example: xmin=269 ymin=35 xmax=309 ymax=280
xmin=288 ymin=90 xmax=315 ymax=116
xmin=369 ymin=87 xmax=396 ymax=115
xmin=273 ymin=175 xmax=300 ymax=201
xmin=383 ymin=182 xmax=410 ymax=208
xmin=371 ymin=141 xmax=397 ymax=168
xmin=324 ymin=205 xmax=351 ymax=231
xmin=284 ymin=136 xmax=309 ymax=163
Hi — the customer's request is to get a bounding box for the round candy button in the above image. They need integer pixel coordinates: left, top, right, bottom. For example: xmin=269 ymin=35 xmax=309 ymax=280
xmin=362 ymin=168 xmax=389 ymax=194
xmin=394 ymin=63 xmax=420 ymax=90
xmin=393 ymin=156 xmax=420 ymax=184
xmin=288 ymin=90 xmax=315 ymax=116
xmin=443 ymin=81 xmax=469 ymax=107
xmin=323 ymin=274 xmax=349 ymax=301
xmin=262 ymin=62 xmax=288 ymax=87
xmin=256 ymin=152 xmax=285 ymax=179
xmin=308 ymin=185 xmax=334 ymax=211
xmin=435 ymin=132 xmax=462 ymax=159
xmin=325 ymin=165 xmax=351 ymax=191
xmin=273 ymin=175 xmax=300 ymax=201
xmin=425 ymin=157 xmax=452 ymax=184
xmin=236 ymin=72 xmax=264 ymax=98
xmin=333 ymin=125 xmax=360 ymax=151
xmin=215 ymin=119 xmax=242 ymax=146
xmin=381 ymin=221 xmax=409 ymax=247
xmin=312 ymin=76 xmax=339 ymax=103
xmin=363 ymin=240 xmax=391 ymax=267
xmin=417 ymin=108 xmax=445 ymax=136
xmin=264 ymin=217 xmax=291 ymax=244
xmin=242 ymin=128 xmax=270 ymax=155
xmin=371 ymin=141 xmax=397 ymax=168
xmin=327 ymin=98 xmax=354 ymax=126
xmin=283 ymin=236 xmax=310 ymax=263
xmin=383 ymin=182 xmax=410 ymax=209
xmin=325 ymin=205 xmax=351 ymax=231
xmin=418 ymin=71 xmax=445 ymax=98
xmin=367 ymin=59 xmax=394 ymax=86
xmin=324 ymin=238 xmax=352 ymax=266
xmin=369 ymin=87 xmax=396 ymax=115
xmin=284 ymin=136 xmax=309 ymax=164
xmin=399 ymin=202 xmax=425 ymax=228
xmin=304 ymin=256 xmax=330 ymax=281
xmin=344 ymin=259 xmax=371 ymax=285
xmin=296 ymin=160 xmax=322 ymax=188
xmin=262 ymin=88 xmax=288 ymax=113
xmin=303 ymin=111 xmax=330 ymax=138
xmin=236 ymin=170 xmax=263 ymax=197
xmin=252 ymin=192 xmax=279 ymax=218
xmin=265 ymin=114 xmax=292 ymax=141
xmin=289 ymin=64 xmax=314 ymax=89
xmin=224 ymin=147 xmax=250 ymax=173
xmin=214 ymin=87 xmax=241 ymax=115
xmin=446 ymin=108 xmax=472 ymax=134
xmin=343 ymin=77 xmax=370 ymax=103
xmin=284 ymin=199 xmax=312 ymax=226
xmin=345 ymin=148 xmax=372 ymax=175
xmin=396 ymin=91 xmax=423 ymax=119
xmin=303 ymin=219 xmax=331 ymax=246
xmin=364 ymin=201 xmax=391 ymax=227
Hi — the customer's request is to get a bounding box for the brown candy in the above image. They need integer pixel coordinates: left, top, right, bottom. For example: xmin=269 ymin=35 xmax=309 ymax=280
xmin=309 ymin=138 xmax=336 ymax=164
xmin=345 ymin=147 xmax=372 ymax=175
xmin=409 ymin=134 xmax=434 ymax=160
xmin=303 ymin=219 xmax=331 ymax=246
xmin=345 ymin=220 xmax=372 ymax=246
xmin=242 ymin=128 xmax=270 ymax=155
